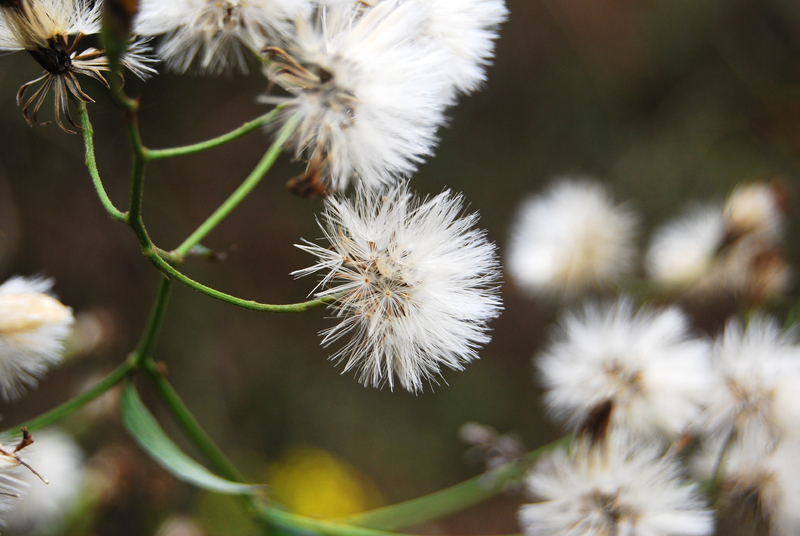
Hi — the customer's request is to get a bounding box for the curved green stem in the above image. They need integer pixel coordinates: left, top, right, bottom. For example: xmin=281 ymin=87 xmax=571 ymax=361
xmin=339 ymin=435 xmax=572 ymax=530
xmin=147 ymin=107 xmax=285 ymax=162
xmin=173 ymin=113 xmax=300 ymax=258
xmin=141 ymin=357 xmax=246 ymax=483
xmin=9 ymin=358 xmax=135 ymax=434
xmin=77 ymin=101 xmax=127 ymax=222
xmin=261 ymin=509 xmax=420 ymax=536
xmin=147 ymin=252 xmax=331 ymax=313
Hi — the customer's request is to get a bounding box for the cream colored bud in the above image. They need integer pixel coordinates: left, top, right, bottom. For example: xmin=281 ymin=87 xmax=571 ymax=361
xmin=0 ymin=293 xmax=72 ymax=335
xmin=0 ymin=276 xmax=74 ymax=400
xmin=724 ymin=182 xmax=785 ymax=241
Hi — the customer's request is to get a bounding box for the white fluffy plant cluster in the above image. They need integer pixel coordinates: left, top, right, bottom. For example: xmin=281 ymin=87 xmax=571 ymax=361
xmin=133 ymin=0 xmax=507 ymax=192
xmin=506 ymin=179 xmax=790 ymax=302
xmin=509 ymin=178 xmax=800 ymax=535
xmin=0 ymin=276 xmax=75 ymax=528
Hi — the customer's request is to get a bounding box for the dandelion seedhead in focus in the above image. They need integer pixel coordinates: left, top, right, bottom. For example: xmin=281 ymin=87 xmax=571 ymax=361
xmin=506 ymin=180 xmax=638 ymax=299
xmin=537 ymin=298 xmax=712 ymax=442
xmin=0 ymin=275 xmax=74 ymax=400
xmin=294 ymin=184 xmax=502 ymax=392
xmin=134 ymin=0 xmax=312 ymax=74
xmin=519 ymin=435 xmax=714 ymax=536
xmin=263 ymin=0 xmax=464 ymax=194
xmin=0 ymin=0 xmax=155 ymax=132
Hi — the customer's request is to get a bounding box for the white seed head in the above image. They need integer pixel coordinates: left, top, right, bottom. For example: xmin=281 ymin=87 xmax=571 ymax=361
xmin=646 ymin=204 xmax=725 ymax=286
xmin=698 ymin=316 xmax=800 ymax=445
xmin=715 ymin=434 xmax=800 ymax=536
xmin=0 ymin=276 xmax=74 ymax=400
xmin=537 ymin=298 xmax=713 ymax=442
xmin=519 ymin=434 xmax=714 ymax=536
xmin=264 ymin=0 xmax=453 ymax=191
xmin=0 ymin=0 xmax=102 ymax=50
xmin=2 ymin=428 xmax=85 ymax=534
xmin=294 ymin=183 xmax=502 ymax=392
xmin=411 ymin=0 xmax=508 ymax=95
xmin=723 ymin=182 xmax=785 ymax=242
xmin=134 ymin=0 xmax=313 ymax=74
xmin=507 ymin=179 xmax=638 ymax=298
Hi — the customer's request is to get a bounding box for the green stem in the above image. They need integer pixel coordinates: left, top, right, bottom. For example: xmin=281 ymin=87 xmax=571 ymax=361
xmin=11 ymin=358 xmax=135 ymax=433
xmin=174 ymin=113 xmax=300 ymax=258
xmin=133 ymin=277 xmax=173 ymax=361
xmin=141 ymin=357 xmax=246 ymax=483
xmin=147 ymin=252 xmax=331 ymax=313
xmin=339 ymin=436 xmax=572 ymax=530
xmin=261 ymin=509 xmax=421 ymax=536
xmin=147 ymin=107 xmax=285 ymax=161
xmin=77 ymin=102 xmax=127 ymax=222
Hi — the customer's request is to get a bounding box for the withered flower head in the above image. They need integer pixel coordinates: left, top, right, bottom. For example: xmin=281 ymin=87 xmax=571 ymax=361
xmin=0 ymin=0 xmax=155 ymax=132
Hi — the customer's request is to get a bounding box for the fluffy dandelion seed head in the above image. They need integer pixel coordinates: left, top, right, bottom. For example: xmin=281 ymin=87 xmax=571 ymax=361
xmin=0 ymin=276 xmax=74 ymax=401
xmin=519 ymin=435 xmax=714 ymax=536
xmin=265 ymin=0 xmax=451 ymax=191
xmin=537 ymin=298 xmax=712 ymax=441
xmin=646 ymin=204 xmax=725 ymax=286
xmin=2 ymin=428 xmax=85 ymax=534
xmin=294 ymin=184 xmax=502 ymax=392
xmin=699 ymin=316 xmax=800 ymax=444
xmin=506 ymin=180 xmax=638 ymax=298
xmin=134 ymin=0 xmax=312 ymax=74
xmin=411 ymin=0 xmax=508 ymax=95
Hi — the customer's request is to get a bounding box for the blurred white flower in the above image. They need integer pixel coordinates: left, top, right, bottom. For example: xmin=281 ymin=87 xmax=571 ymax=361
xmin=0 ymin=472 xmax=26 ymax=529
xmin=0 ymin=276 xmax=74 ymax=400
xmin=3 ymin=428 xmax=85 ymax=535
xmin=537 ymin=298 xmax=712 ymax=441
xmin=646 ymin=204 xmax=725 ymax=285
xmin=263 ymin=0 xmax=452 ymax=193
xmin=519 ymin=435 xmax=714 ymax=536
xmin=714 ymin=434 xmax=800 ymax=536
xmin=134 ymin=0 xmax=312 ymax=74
xmin=506 ymin=180 xmax=638 ymax=298
xmin=698 ymin=316 xmax=800 ymax=445
xmin=413 ymin=0 xmax=508 ymax=95
xmin=646 ymin=184 xmax=791 ymax=302
xmin=724 ymin=182 xmax=786 ymax=242
xmin=0 ymin=0 xmax=155 ymax=132
xmin=155 ymin=516 xmax=206 ymax=536
xmin=294 ymin=184 xmax=502 ymax=392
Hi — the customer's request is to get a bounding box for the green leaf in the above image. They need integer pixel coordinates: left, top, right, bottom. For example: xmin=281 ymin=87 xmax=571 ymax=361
xmin=120 ymin=383 xmax=263 ymax=495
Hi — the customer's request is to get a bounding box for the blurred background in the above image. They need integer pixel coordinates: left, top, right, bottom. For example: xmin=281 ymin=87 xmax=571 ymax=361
xmin=1 ymin=0 xmax=799 ymax=534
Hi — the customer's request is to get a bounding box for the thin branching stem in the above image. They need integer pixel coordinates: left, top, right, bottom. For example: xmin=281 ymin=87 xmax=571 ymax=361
xmin=173 ymin=113 xmax=301 ymax=259
xmin=133 ymin=277 xmax=173 ymax=362
xmin=339 ymin=435 xmax=573 ymax=530
xmin=141 ymin=356 xmax=247 ymax=483
xmin=147 ymin=251 xmax=332 ymax=313
xmin=77 ymin=101 xmax=127 ymax=222
xmin=147 ymin=107 xmax=285 ymax=161
xmin=12 ymin=358 xmax=135 ymax=434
